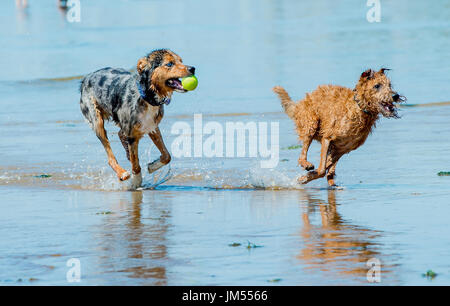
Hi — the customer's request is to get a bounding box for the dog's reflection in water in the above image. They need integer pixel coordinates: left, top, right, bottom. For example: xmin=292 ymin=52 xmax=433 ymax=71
xmin=297 ymin=190 xmax=392 ymax=281
xmin=96 ymin=191 xmax=170 ymax=285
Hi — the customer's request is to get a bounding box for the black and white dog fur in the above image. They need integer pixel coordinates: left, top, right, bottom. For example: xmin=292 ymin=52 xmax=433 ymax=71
xmin=79 ymin=49 xmax=195 ymax=188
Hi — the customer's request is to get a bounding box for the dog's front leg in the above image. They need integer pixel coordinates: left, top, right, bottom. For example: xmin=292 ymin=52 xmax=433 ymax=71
xmin=299 ymin=138 xmax=330 ymax=184
xmin=148 ymin=127 xmax=171 ymax=174
xmin=298 ymin=136 xmax=315 ymax=170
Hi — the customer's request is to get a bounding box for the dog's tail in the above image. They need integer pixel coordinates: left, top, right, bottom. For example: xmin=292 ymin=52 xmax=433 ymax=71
xmin=273 ymin=86 xmax=296 ymax=119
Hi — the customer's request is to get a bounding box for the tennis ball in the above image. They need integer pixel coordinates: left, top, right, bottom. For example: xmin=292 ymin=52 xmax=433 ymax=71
xmin=181 ymin=75 xmax=198 ymax=91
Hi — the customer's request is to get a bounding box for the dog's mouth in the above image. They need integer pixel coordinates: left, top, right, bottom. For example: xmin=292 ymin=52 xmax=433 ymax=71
xmin=166 ymin=78 xmax=187 ymax=93
xmin=379 ymin=101 xmax=398 ymax=118
xmin=380 ymin=93 xmax=405 ymax=118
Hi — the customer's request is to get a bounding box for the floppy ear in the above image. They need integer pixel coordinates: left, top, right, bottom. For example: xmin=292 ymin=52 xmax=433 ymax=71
xmin=379 ymin=67 xmax=391 ymax=74
xmin=137 ymin=57 xmax=148 ymax=74
xmin=361 ymin=69 xmax=374 ymax=79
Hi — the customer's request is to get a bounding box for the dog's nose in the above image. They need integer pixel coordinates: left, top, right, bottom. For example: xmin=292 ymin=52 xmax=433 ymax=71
xmin=392 ymin=93 xmax=400 ymax=102
xmin=187 ymin=66 xmax=196 ymax=75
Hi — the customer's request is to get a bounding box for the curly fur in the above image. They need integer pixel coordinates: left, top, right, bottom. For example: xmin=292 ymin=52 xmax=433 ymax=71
xmin=273 ymin=68 xmax=405 ymax=187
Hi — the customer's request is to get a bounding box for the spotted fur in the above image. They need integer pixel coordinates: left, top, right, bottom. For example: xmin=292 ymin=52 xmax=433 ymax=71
xmin=79 ymin=49 xmax=195 ymax=185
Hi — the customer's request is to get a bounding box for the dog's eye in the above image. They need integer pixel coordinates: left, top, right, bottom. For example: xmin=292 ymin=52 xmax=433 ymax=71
xmin=374 ymin=84 xmax=381 ymax=90
xmin=166 ymin=62 xmax=174 ymax=68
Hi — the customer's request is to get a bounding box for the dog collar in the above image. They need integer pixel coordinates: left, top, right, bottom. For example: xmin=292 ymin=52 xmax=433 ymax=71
xmin=136 ymin=81 xmax=170 ymax=106
xmin=353 ymin=93 xmax=370 ymax=115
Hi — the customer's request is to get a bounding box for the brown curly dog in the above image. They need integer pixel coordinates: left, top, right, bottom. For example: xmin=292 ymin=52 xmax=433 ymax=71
xmin=273 ymin=68 xmax=405 ymax=187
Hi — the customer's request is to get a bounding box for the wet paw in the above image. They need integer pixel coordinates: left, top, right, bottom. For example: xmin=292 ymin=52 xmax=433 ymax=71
xmin=298 ymin=175 xmax=309 ymax=184
xmin=129 ymin=172 xmax=142 ymax=189
xmin=299 ymin=160 xmax=315 ymax=171
xmin=304 ymin=164 xmax=315 ymax=171
xmin=148 ymin=160 xmax=164 ymax=174
xmin=119 ymin=171 xmax=130 ymax=181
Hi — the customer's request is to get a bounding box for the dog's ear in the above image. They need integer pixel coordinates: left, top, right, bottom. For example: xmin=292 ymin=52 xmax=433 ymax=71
xmin=379 ymin=67 xmax=391 ymax=74
xmin=361 ymin=69 xmax=374 ymax=79
xmin=137 ymin=57 xmax=149 ymax=74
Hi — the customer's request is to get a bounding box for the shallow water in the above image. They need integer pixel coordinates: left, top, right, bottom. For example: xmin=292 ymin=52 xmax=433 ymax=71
xmin=1 ymin=0 xmax=450 ymax=285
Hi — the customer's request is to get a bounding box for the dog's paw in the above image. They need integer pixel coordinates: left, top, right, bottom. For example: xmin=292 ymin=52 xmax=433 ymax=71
xmin=119 ymin=171 xmax=131 ymax=181
xmin=148 ymin=160 xmax=164 ymax=174
xmin=129 ymin=172 xmax=142 ymax=190
xmin=298 ymin=175 xmax=309 ymax=184
xmin=299 ymin=160 xmax=315 ymax=171
xmin=304 ymin=164 xmax=315 ymax=171
xmin=298 ymin=170 xmax=320 ymax=184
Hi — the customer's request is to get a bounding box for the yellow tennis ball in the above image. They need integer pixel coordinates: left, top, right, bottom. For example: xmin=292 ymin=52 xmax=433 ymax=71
xmin=182 ymin=75 xmax=198 ymax=91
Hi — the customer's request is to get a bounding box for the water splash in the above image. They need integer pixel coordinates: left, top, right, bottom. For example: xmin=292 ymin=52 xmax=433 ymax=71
xmin=0 ymin=150 xmax=303 ymax=191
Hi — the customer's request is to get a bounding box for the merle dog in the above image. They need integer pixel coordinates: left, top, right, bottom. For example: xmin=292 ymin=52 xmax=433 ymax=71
xmin=79 ymin=49 xmax=195 ymax=188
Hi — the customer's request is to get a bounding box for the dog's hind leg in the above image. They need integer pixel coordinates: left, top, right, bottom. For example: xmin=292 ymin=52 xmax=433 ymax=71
xmin=119 ymin=130 xmax=142 ymax=188
xmin=128 ymin=137 xmax=142 ymax=188
xmin=299 ymin=138 xmax=330 ymax=184
xmin=92 ymin=100 xmax=130 ymax=181
xmin=298 ymin=136 xmax=315 ymax=170
xmin=148 ymin=127 xmax=171 ymax=174
xmin=325 ymin=151 xmax=343 ymax=187
xmin=118 ymin=130 xmax=131 ymax=161
xmin=326 ymin=164 xmax=338 ymax=187
xmin=127 ymin=138 xmax=141 ymax=175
